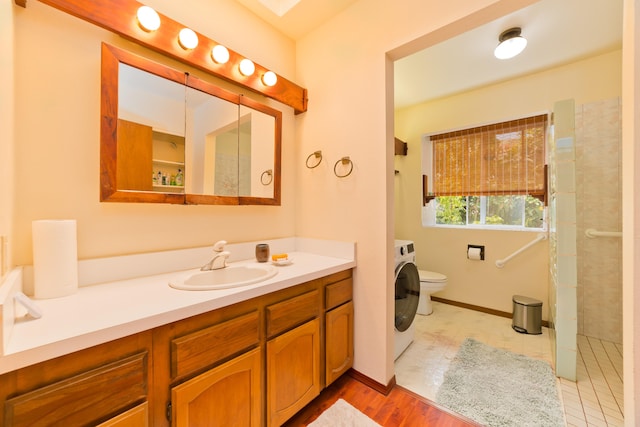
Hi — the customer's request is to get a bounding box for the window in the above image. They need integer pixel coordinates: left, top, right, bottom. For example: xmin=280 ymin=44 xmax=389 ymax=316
xmin=434 ymin=195 xmax=544 ymax=229
xmin=423 ymin=114 xmax=547 ymax=230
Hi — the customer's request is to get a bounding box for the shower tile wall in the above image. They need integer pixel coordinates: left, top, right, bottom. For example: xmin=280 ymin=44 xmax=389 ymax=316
xmin=550 ymin=99 xmax=578 ymax=380
xmin=575 ymin=98 xmax=622 ymax=344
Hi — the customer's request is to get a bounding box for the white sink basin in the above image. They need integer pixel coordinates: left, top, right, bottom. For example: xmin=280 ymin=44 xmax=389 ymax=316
xmin=170 ymin=264 xmax=278 ymax=290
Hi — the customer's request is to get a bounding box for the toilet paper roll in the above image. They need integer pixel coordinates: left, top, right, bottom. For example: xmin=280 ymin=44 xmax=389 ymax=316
xmin=467 ymin=247 xmax=482 ymax=260
xmin=32 ymin=220 xmax=78 ymax=299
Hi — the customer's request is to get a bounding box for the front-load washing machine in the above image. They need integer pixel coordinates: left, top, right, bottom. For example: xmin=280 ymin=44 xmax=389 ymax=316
xmin=394 ymin=239 xmax=420 ymax=360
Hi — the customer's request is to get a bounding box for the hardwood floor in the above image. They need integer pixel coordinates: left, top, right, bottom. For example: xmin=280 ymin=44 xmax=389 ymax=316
xmin=283 ymin=372 xmax=480 ymax=426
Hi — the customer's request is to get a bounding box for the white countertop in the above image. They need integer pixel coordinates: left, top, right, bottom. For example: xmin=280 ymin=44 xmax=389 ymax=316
xmin=0 ymin=238 xmax=356 ymax=374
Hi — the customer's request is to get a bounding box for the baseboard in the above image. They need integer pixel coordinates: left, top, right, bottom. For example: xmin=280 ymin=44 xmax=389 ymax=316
xmin=347 ymin=368 xmax=395 ymax=395
xmin=431 ymin=296 xmax=550 ymax=328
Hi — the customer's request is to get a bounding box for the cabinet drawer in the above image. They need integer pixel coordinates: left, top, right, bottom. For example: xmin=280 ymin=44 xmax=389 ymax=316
xmin=4 ymin=352 xmax=147 ymax=427
xmin=267 ymin=290 xmax=320 ymax=338
xmin=323 ymin=269 xmax=352 ymax=285
xmin=325 ymin=277 xmax=353 ymax=310
xmin=171 ymin=310 xmax=259 ymax=380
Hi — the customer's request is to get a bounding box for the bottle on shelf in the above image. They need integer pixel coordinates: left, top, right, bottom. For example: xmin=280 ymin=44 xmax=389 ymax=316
xmin=175 ymin=169 xmax=184 ymax=186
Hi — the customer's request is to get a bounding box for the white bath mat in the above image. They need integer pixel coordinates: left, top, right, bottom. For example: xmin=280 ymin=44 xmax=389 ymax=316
xmin=436 ymin=338 xmax=565 ymax=426
xmin=307 ymin=398 xmax=381 ymax=427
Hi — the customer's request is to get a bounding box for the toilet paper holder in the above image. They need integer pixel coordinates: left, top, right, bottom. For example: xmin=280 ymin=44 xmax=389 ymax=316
xmin=467 ymin=245 xmax=485 ymax=261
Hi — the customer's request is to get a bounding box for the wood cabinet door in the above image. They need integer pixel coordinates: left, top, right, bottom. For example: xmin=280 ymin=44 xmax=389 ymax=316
xmin=325 ymin=301 xmax=354 ymax=386
xmin=171 ymin=348 xmax=261 ymax=427
xmin=266 ymin=318 xmax=320 ymax=427
xmin=117 ymin=119 xmax=153 ymax=191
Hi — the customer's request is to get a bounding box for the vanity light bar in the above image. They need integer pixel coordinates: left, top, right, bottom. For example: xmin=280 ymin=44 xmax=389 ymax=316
xmin=17 ymin=0 xmax=308 ymax=113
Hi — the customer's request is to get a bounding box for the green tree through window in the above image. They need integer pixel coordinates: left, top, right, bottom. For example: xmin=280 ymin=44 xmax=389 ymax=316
xmin=435 ymin=195 xmax=543 ymax=229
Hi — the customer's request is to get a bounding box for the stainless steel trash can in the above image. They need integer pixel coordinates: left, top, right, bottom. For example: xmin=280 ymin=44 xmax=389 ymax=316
xmin=512 ymin=295 xmax=542 ymax=334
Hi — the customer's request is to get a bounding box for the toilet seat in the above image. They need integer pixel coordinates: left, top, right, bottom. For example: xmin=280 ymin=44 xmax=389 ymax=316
xmin=419 ymin=270 xmax=447 ymax=283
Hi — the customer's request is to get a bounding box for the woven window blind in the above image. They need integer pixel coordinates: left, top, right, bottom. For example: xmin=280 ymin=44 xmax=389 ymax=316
xmin=431 ymin=114 xmax=547 ymax=200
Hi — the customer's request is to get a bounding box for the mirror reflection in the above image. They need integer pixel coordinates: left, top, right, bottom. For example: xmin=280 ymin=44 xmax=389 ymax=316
xmin=184 ymin=84 xmax=240 ymax=196
xmin=238 ymin=104 xmax=276 ymax=198
xmin=100 ymin=43 xmax=281 ymax=205
xmin=118 ymin=63 xmax=187 ymax=193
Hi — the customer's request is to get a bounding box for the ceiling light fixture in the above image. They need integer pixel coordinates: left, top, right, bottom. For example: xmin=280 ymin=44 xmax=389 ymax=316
xmin=136 ymin=6 xmax=160 ymax=32
xmin=239 ymin=59 xmax=255 ymax=76
xmin=262 ymin=71 xmax=278 ymax=87
xmin=211 ymin=45 xmax=230 ymax=64
xmin=494 ymin=27 xmax=527 ymax=60
xmin=178 ymin=28 xmax=198 ymax=50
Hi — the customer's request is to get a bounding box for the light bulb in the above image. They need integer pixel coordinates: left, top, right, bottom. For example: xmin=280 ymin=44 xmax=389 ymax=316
xmin=239 ymin=59 xmax=255 ymax=76
xmin=262 ymin=71 xmax=278 ymax=87
xmin=178 ymin=28 xmax=198 ymax=50
xmin=137 ymin=6 xmax=160 ymax=32
xmin=211 ymin=45 xmax=230 ymax=64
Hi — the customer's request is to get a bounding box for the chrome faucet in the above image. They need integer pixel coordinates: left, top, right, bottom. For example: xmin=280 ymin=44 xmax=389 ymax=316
xmin=201 ymin=240 xmax=231 ymax=271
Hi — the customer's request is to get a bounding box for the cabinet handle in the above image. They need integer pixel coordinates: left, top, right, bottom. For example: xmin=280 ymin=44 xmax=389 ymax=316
xmin=166 ymin=401 xmax=172 ymax=423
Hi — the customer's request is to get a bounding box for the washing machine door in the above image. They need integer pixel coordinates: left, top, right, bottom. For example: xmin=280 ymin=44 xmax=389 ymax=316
xmin=395 ymin=261 xmax=420 ymax=332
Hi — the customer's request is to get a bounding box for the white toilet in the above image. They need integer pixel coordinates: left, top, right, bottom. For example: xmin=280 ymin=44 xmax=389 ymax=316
xmin=417 ymin=270 xmax=448 ymax=315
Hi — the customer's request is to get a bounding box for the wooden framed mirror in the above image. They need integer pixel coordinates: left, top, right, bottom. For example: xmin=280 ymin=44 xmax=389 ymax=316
xmin=100 ymin=43 xmax=282 ymax=205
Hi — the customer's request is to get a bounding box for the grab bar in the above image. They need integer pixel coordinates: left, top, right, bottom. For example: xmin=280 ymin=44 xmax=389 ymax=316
xmin=495 ymin=233 xmax=547 ymax=269
xmin=585 ymin=228 xmax=622 ymax=238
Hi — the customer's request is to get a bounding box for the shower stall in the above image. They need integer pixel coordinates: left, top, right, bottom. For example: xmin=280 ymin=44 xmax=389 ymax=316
xmin=549 ymin=97 xmax=622 ymax=380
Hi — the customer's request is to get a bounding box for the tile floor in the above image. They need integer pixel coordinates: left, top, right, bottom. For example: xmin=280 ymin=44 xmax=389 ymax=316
xmin=394 ymin=301 xmax=624 ymax=426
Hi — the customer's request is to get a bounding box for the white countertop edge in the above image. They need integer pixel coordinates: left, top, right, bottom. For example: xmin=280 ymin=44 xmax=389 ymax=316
xmin=0 ymin=238 xmax=356 ymax=375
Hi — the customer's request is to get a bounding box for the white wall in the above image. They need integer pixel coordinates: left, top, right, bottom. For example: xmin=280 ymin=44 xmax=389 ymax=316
xmin=394 ymin=51 xmax=621 ymax=320
xmin=295 ymin=0 xmax=539 ymax=386
xmin=0 ymin=1 xmax=14 ymax=279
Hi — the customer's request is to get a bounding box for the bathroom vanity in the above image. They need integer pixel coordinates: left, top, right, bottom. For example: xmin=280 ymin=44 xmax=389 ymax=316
xmin=0 ymin=239 xmax=355 ymax=426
